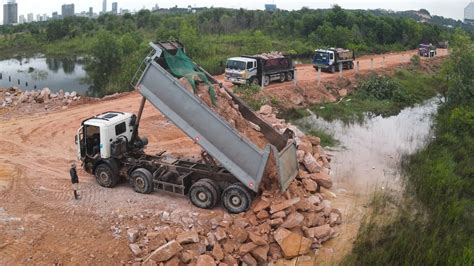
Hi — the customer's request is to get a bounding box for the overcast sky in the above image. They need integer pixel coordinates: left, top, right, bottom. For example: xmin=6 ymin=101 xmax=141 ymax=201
xmin=2 ymin=0 xmax=472 ymax=22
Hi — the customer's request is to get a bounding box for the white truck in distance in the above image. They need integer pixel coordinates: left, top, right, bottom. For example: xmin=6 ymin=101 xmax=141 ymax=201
xmin=225 ymin=53 xmax=295 ymax=86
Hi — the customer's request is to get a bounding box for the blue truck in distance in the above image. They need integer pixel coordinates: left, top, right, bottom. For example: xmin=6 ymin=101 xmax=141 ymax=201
xmin=312 ymin=48 xmax=355 ymax=73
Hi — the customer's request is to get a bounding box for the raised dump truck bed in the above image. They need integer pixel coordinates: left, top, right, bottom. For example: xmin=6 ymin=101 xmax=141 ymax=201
xmin=133 ymin=42 xmax=298 ymax=193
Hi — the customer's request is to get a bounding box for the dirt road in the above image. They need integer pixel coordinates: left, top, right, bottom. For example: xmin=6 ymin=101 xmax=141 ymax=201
xmin=217 ymin=49 xmax=449 ymax=107
xmin=0 ymin=92 xmax=207 ymax=264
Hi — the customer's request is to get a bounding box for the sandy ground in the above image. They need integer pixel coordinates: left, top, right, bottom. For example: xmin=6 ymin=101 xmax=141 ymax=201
xmin=0 ymin=50 xmax=448 ymax=264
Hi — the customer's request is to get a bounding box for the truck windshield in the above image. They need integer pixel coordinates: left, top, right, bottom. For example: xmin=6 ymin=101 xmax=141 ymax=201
xmin=226 ymin=60 xmax=246 ymax=70
xmin=314 ymin=52 xmax=329 ymax=63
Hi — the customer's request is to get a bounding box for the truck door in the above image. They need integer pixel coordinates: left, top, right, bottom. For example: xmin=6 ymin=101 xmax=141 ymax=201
xmin=85 ymin=125 xmax=101 ymax=159
xmin=329 ymin=52 xmax=335 ymax=65
xmin=75 ymin=126 xmax=84 ymax=161
xmin=247 ymin=61 xmax=257 ymax=79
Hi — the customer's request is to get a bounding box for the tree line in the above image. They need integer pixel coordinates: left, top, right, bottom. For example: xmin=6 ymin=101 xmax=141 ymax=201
xmin=0 ymin=5 xmax=467 ymax=95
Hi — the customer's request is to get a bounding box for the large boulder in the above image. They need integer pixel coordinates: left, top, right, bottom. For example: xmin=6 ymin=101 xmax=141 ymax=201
xmin=303 ymin=153 xmax=322 ymax=173
xmin=274 ymin=228 xmax=312 ymax=258
xmin=146 ymin=240 xmax=183 ymax=263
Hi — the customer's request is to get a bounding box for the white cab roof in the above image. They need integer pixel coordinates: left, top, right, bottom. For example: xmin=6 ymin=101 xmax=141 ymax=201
xmin=227 ymin=57 xmax=256 ymax=62
xmin=84 ymin=112 xmax=133 ymax=127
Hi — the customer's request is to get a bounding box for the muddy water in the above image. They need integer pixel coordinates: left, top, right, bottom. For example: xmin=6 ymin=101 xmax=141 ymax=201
xmin=296 ymin=97 xmax=441 ymax=264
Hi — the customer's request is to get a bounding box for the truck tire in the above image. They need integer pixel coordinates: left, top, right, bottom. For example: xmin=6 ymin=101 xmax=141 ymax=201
xmin=279 ymin=73 xmax=286 ymax=82
xmin=131 ymin=168 xmax=154 ymax=194
xmin=286 ymin=72 xmax=293 ymax=81
xmin=189 ymin=180 xmax=218 ymax=209
xmin=248 ymin=77 xmax=259 ymax=86
xmin=198 ymin=178 xmax=221 ymax=205
xmin=330 ymin=65 xmax=335 ymax=73
xmin=349 ymin=62 xmax=354 ymax=69
xmin=263 ymin=76 xmax=270 ymax=86
xmin=222 ymin=183 xmax=252 ymax=213
xmin=94 ymin=163 xmax=119 ymax=188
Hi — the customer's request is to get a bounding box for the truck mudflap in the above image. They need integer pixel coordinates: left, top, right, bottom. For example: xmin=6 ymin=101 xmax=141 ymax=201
xmin=134 ymin=42 xmax=299 ymax=193
xmin=272 ymin=144 xmax=298 ymax=192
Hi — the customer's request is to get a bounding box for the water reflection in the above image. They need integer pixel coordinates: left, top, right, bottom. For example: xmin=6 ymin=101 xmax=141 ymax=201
xmin=296 ymin=97 xmax=442 ymax=193
xmin=0 ymin=55 xmax=91 ymax=95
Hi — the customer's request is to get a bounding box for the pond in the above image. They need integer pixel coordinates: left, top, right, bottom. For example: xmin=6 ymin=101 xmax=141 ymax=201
xmin=0 ymin=55 xmax=92 ymax=95
xmin=297 ymin=97 xmax=442 ymax=192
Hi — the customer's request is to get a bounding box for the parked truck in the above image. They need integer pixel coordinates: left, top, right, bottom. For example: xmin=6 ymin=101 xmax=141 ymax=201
xmin=75 ymin=41 xmax=299 ymax=213
xmin=312 ymin=48 xmax=355 ymax=73
xmin=418 ymin=43 xmax=437 ymax=57
xmin=224 ymin=53 xmax=295 ymax=86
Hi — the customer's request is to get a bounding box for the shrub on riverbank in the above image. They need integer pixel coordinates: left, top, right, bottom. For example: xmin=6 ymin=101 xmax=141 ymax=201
xmin=305 ymin=69 xmax=442 ymax=123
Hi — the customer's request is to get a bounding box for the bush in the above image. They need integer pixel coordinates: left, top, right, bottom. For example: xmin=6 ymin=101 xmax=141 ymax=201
xmin=358 ymin=74 xmax=406 ymax=101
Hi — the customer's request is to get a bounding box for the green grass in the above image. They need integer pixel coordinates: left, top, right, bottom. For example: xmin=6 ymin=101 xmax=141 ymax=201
xmin=306 ymin=129 xmax=340 ymax=147
xmin=304 ymin=70 xmax=443 ymax=124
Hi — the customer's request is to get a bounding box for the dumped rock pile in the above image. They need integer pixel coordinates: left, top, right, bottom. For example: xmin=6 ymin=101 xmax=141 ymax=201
xmin=114 ymin=82 xmax=340 ymax=265
xmin=0 ymin=87 xmax=81 ymax=108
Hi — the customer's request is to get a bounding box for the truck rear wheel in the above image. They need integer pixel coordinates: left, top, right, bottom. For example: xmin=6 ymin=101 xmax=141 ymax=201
xmin=189 ymin=179 xmax=218 ymax=209
xmin=94 ymin=163 xmax=119 ymax=188
xmin=222 ymin=183 xmax=252 ymax=213
xmin=279 ymin=73 xmax=286 ymax=82
xmin=131 ymin=168 xmax=154 ymax=194
xmin=286 ymin=72 xmax=293 ymax=81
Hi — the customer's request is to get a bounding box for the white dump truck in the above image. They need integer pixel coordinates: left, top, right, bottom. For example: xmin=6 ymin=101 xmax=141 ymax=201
xmin=225 ymin=53 xmax=295 ymax=86
xmin=75 ymin=41 xmax=298 ymax=213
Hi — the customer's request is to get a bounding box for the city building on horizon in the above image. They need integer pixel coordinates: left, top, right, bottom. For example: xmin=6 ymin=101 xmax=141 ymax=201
xmin=62 ymin=3 xmax=75 ymax=17
xmin=465 ymin=2 xmax=474 ymax=25
xmin=112 ymin=2 xmax=118 ymax=14
xmin=3 ymin=1 xmax=18 ymax=25
xmin=265 ymin=4 xmax=277 ymax=12
xmin=103 ymin=0 xmax=107 ymax=13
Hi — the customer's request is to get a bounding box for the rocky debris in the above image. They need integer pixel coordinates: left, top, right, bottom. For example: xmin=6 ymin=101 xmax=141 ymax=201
xmin=196 ymin=254 xmax=216 ymax=266
xmin=145 ymin=240 xmax=183 ymax=263
xmin=251 ymin=244 xmax=269 ymax=263
xmin=280 ymin=212 xmax=305 ymax=229
xmin=129 ymin=243 xmax=142 ymax=257
xmin=302 ymin=178 xmax=318 ymax=192
xmin=109 ymin=98 xmax=340 ymax=265
xmin=274 ymin=228 xmax=312 ymax=258
xmin=127 ymin=228 xmax=139 ymax=243
xmin=0 ymin=87 xmax=81 ymax=109
xmin=176 ymin=230 xmax=199 ymax=244
xmin=242 ymin=253 xmax=257 ymax=266
xmin=270 ymin=197 xmax=300 ymax=214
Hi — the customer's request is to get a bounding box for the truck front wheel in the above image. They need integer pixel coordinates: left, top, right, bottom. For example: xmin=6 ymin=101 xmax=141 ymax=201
xmin=248 ymin=77 xmax=259 ymax=86
xmin=222 ymin=183 xmax=252 ymax=213
xmin=330 ymin=65 xmax=336 ymax=73
xmin=131 ymin=168 xmax=154 ymax=194
xmin=189 ymin=180 xmax=218 ymax=209
xmin=286 ymin=72 xmax=293 ymax=81
xmin=94 ymin=163 xmax=119 ymax=188
xmin=263 ymin=76 xmax=270 ymax=86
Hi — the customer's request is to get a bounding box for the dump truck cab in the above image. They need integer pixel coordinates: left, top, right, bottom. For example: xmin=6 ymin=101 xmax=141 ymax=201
xmin=224 ymin=57 xmax=258 ymax=85
xmin=76 ymin=111 xmax=143 ymax=165
xmin=313 ymin=49 xmax=335 ymax=68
